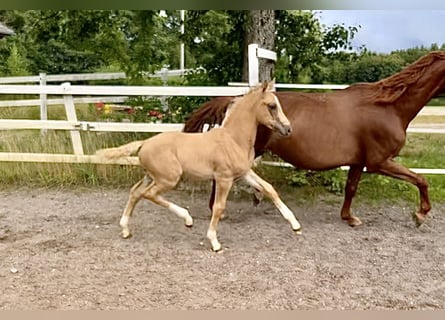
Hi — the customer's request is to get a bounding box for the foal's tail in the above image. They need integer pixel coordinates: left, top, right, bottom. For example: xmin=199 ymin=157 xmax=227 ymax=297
xmin=183 ymin=96 xmax=234 ymax=133
xmin=95 ymin=140 xmax=145 ymax=160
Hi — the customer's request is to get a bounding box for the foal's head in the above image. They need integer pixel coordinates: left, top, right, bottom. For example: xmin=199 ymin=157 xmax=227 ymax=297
xmin=251 ymin=80 xmax=292 ymax=136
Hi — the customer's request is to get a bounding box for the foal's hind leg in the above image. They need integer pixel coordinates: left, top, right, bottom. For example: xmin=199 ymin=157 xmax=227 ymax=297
xmin=120 ymin=176 xmax=152 ymax=238
xmin=340 ymin=165 xmax=364 ymax=227
xmin=120 ymin=175 xmax=193 ymax=239
xmin=372 ymin=159 xmax=431 ymax=226
xmin=243 ymin=169 xmax=301 ymax=233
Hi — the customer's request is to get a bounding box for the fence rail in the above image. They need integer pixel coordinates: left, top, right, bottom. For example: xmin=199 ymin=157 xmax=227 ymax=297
xmin=0 ymin=84 xmax=250 ymax=96
xmin=0 ymin=72 xmax=126 ymax=84
xmin=0 ymin=45 xmax=444 ymax=175
xmin=0 ymin=96 xmax=128 ymax=108
xmin=0 ymin=81 xmax=444 ymax=172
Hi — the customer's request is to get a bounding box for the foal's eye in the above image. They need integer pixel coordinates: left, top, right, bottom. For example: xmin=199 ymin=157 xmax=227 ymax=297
xmin=267 ymin=103 xmax=277 ymax=109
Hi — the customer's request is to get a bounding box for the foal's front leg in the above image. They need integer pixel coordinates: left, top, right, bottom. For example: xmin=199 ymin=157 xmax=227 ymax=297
xmin=207 ymin=178 xmax=233 ymax=252
xmin=243 ymin=169 xmax=302 ymax=233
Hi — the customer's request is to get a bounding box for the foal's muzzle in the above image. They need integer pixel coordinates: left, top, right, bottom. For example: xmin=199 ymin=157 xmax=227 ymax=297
xmin=275 ymin=123 xmax=292 ymax=136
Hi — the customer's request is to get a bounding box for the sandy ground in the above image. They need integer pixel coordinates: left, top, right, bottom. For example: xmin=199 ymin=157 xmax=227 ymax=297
xmin=0 ymin=186 xmax=444 ymax=310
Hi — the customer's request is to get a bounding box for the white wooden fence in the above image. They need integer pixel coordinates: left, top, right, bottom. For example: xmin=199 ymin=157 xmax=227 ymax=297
xmin=0 ymin=45 xmax=444 ymax=174
xmin=0 ymin=82 xmax=250 ymax=164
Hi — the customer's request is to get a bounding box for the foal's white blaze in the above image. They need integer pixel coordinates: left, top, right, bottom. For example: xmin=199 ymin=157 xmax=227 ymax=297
xmin=274 ymin=95 xmax=290 ymax=127
xmin=168 ymin=203 xmax=193 ymax=227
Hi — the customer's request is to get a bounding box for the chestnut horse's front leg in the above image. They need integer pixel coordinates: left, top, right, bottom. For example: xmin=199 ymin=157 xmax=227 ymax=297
xmin=340 ymin=165 xmax=365 ymax=227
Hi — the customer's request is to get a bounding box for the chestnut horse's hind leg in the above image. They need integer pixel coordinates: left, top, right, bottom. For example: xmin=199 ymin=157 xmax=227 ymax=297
xmin=340 ymin=165 xmax=365 ymax=227
xmin=243 ymin=169 xmax=302 ymax=233
xmin=207 ymin=178 xmax=233 ymax=252
xmin=208 ymin=180 xmax=216 ymax=212
xmin=372 ymin=159 xmax=431 ymax=226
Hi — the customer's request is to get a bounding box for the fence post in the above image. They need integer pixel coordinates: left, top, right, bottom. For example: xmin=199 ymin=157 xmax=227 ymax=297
xmin=160 ymin=66 xmax=169 ymax=111
xmin=248 ymin=43 xmax=259 ymax=87
xmin=39 ymin=72 xmax=47 ymax=136
xmin=62 ymin=82 xmax=84 ymax=155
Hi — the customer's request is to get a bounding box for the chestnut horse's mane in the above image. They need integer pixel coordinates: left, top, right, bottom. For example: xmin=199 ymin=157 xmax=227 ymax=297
xmin=183 ymin=82 xmax=268 ymax=133
xmin=351 ymin=51 xmax=445 ymax=104
xmin=183 ymin=51 xmax=445 ymax=133
xmin=183 ymin=97 xmax=232 ymax=133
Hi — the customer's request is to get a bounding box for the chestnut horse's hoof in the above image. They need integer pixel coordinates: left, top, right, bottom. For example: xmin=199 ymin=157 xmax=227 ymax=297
xmin=413 ymin=212 xmax=427 ymax=227
xmin=348 ymin=216 xmax=362 ymax=227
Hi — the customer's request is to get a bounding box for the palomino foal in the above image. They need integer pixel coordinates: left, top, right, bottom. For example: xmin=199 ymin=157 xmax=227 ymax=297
xmin=96 ymin=80 xmax=301 ymax=251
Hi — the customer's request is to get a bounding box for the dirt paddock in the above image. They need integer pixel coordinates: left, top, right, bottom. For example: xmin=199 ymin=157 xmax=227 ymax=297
xmin=0 ymin=187 xmax=444 ymax=310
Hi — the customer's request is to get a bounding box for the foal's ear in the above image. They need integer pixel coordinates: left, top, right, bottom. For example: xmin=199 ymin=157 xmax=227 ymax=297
xmin=263 ymin=78 xmax=276 ymax=92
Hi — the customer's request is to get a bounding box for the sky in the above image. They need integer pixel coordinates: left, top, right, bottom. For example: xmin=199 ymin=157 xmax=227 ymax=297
xmin=316 ymin=10 xmax=445 ymax=53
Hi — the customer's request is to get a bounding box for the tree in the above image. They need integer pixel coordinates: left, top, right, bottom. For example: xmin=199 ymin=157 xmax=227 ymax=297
xmin=0 ymin=10 xmax=172 ymax=77
xmin=5 ymin=42 xmax=29 ymax=75
xmin=242 ymin=10 xmax=275 ymax=82
xmin=0 ymin=10 xmax=361 ymax=86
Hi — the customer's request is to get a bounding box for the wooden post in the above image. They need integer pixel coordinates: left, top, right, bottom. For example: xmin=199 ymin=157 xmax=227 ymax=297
xmin=248 ymin=43 xmax=259 ymax=87
xmin=39 ymin=72 xmax=47 ymax=136
xmin=62 ymin=82 xmax=84 ymax=155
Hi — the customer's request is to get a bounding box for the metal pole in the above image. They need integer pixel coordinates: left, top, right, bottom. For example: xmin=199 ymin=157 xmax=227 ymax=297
xmin=180 ymin=10 xmax=185 ymax=70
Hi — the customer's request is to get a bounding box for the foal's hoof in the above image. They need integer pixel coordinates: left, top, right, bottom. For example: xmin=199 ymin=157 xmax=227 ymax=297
xmin=184 ymin=216 xmax=193 ymax=228
xmin=212 ymin=247 xmax=223 ymax=253
xmin=122 ymin=230 xmax=132 ymax=239
xmin=211 ymin=243 xmax=222 ymax=253
xmin=413 ymin=212 xmax=427 ymax=227
xmin=293 ymin=228 xmax=302 ymax=235
xmin=347 ymin=216 xmax=362 ymax=227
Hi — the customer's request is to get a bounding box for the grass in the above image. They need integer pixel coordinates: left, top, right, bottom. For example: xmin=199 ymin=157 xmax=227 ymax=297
xmin=0 ymin=102 xmax=445 ymax=207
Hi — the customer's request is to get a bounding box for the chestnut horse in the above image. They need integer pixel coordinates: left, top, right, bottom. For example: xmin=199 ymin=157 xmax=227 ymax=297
xmin=96 ymin=81 xmax=301 ymax=252
xmin=184 ymin=51 xmax=445 ymax=227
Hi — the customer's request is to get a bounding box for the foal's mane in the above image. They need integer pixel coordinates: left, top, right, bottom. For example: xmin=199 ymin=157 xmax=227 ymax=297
xmin=353 ymin=51 xmax=445 ymax=104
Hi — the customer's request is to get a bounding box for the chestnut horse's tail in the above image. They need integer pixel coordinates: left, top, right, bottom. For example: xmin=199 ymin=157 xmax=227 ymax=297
xmin=96 ymin=140 xmax=145 ymax=160
xmin=183 ymin=96 xmax=234 ymax=133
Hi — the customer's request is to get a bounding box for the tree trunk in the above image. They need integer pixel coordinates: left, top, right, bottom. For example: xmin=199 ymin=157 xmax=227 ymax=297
xmin=242 ymin=10 xmax=275 ymax=83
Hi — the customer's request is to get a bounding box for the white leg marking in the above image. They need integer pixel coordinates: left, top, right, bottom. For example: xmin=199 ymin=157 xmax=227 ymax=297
xmin=276 ymin=201 xmax=301 ymax=232
xmin=243 ymin=170 xmax=301 ymax=232
xmin=206 ymin=229 xmax=221 ymax=252
xmin=168 ymin=203 xmax=193 ymax=227
xmin=120 ymin=215 xmax=131 ymax=238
